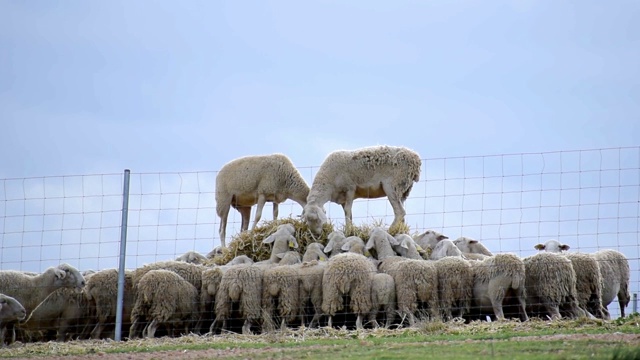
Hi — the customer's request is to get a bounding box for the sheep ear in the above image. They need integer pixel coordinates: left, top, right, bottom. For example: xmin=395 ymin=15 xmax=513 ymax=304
xmin=263 ymin=234 xmax=275 ymax=244
xmin=386 ymin=233 xmax=400 ymax=246
xmin=287 ymin=235 xmax=299 ymax=249
xmin=534 ymin=244 xmax=545 ymax=250
xmin=324 ymin=242 xmax=333 ymax=253
xmin=340 ymin=243 xmax=351 ymax=251
xmin=437 ymin=234 xmax=448 ymax=241
xmin=276 ymin=252 xmax=286 ymax=259
xmin=400 ymin=237 xmax=410 ymax=249
xmin=365 ymin=238 xmax=375 ymax=251
xmin=469 ymin=240 xmax=478 ymax=244
xmin=54 ymin=268 xmax=67 ymax=280
xmin=559 ymin=244 xmax=570 ymax=251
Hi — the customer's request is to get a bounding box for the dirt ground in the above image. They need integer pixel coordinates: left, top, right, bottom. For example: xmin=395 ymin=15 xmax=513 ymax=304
xmin=5 ymin=332 xmax=640 ymax=360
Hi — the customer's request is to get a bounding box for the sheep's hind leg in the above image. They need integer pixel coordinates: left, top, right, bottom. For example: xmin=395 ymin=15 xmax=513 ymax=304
xmin=381 ymin=182 xmax=406 ymax=228
xmin=251 ymin=194 xmax=267 ymax=230
xmin=238 ymin=206 xmax=252 ymax=232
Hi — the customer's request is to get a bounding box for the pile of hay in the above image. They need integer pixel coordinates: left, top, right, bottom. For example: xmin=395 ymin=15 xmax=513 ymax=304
xmin=207 ymin=217 xmax=416 ymax=265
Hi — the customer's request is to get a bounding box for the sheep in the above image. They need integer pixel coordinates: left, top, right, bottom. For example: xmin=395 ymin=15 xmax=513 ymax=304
xmin=392 ymin=234 xmax=425 ymax=260
xmin=523 ymin=252 xmax=584 ymax=320
xmin=226 ymin=255 xmax=255 ymax=266
xmin=303 ymin=243 xmax=327 ymax=262
xmin=197 ymin=267 xmax=225 ymax=334
xmin=467 ymin=253 xmax=528 ymax=322
xmin=592 ymin=249 xmax=631 ymax=318
xmin=18 ymin=287 xmax=91 ymax=342
xmin=83 ymin=269 xmax=134 ymax=340
xmin=434 ymin=256 xmax=473 ymax=322
xmin=176 ymin=251 xmax=208 ymax=265
xmin=261 ymin=252 xmax=303 ymax=331
xmin=0 ymin=263 xmax=85 ymax=345
xmin=452 ymin=237 xmax=494 ymax=256
xmin=366 ymin=227 xmax=439 ymax=326
xmin=303 ymin=145 xmax=422 ymax=236
xmin=369 ymin=273 xmax=396 ymax=329
xmin=0 ymin=294 xmax=26 ymax=346
xmin=215 ymin=153 xmax=310 ymax=248
xmin=430 ymin=239 xmax=464 ymax=260
xmin=129 ymin=270 xmax=199 ymax=339
xmin=323 ymin=230 xmax=348 ymax=257
xmin=534 ymin=240 xmax=606 ymax=319
xmin=258 ymin=223 xmax=299 ymax=264
xmin=296 ymin=260 xmax=327 ymax=328
xmin=206 ymin=246 xmax=224 ymax=259
xmin=321 ymin=252 xmax=376 ymax=330
xmin=413 ymin=229 xmax=449 ymax=252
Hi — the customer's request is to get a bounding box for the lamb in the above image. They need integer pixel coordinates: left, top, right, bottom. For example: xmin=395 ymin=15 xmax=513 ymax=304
xmin=0 ymin=294 xmax=26 ymax=346
xmin=18 ymin=287 xmax=91 ymax=342
xmin=592 ymin=249 xmax=631 ymax=318
xmin=129 ymin=269 xmax=199 ymax=339
xmin=430 ymin=239 xmax=464 ymax=260
xmin=258 ymin=223 xmax=299 ymax=264
xmin=176 ymin=251 xmax=208 ymax=265
xmin=413 ymin=229 xmax=449 ymax=252
xmin=467 ymin=253 xmax=528 ymax=322
xmin=296 ymin=260 xmax=327 ymax=328
xmin=321 ymin=252 xmax=376 ymax=330
xmin=452 ymin=237 xmax=494 ymax=256
xmin=392 ymin=234 xmax=425 ymax=260
xmin=226 ymin=254 xmax=255 ymax=266
xmin=323 ymin=230 xmax=348 ymax=257
xmin=369 ymin=273 xmax=396 ymax=328
xmin=523 ymin=252 xmax=584 ymax=320
xmin=303 ymin=145 xmax=422 ymax=236
xmin=83 ymin=269 xmax=134 ymax=339
xmin=534 ymin=240 xmax=606 ymax=319
xmin=366 ymin=227 xmax=439 ymax=326
xmin=0 ymin=263 xmax=85 ymax=345
xmin=215 ymin=153 xmax=310 ymax=247
xmin=303 ymin=243 xmax=327 ymax=262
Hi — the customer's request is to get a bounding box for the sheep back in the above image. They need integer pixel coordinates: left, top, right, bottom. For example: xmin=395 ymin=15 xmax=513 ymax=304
xmin=321 ymin=253 xmax=375 ymax=316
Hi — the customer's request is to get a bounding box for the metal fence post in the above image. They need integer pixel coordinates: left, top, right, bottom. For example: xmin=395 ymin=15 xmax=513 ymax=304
xmin=633 ymin=293 xmax=638 ymax=315
xmin=115 ymin=169 xmax=131 ymax=341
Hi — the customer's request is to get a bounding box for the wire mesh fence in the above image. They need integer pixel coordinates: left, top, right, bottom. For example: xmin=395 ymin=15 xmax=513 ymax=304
xmin=0 ymin=146 xmax=638 ymax=342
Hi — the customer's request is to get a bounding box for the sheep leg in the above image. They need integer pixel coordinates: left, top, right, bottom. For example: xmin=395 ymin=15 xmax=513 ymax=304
xmin=327 ymin=315 xmax=333 ymax=329
xmin=218 ymin=204 xmax=230 ymax=248
xmin=381 ymin=182 xmax=406 ymax=228
xmin=241 ymin=319 xmax=253 ymax=335
xmin=251 ymin=195 xmax=267 ymax=230
xmin=238 ymin=206 xmax=252 ymax=232
xmin=341 ymin=190 xmax=356 ymax=226
xmin=90 ymin=322 xmax=104 ymax=339
xmin=517 ymin=291 xmax=529 ymax=322
xmin=355 ymin=313 xmax=364 ymax=330
xmin=145 ymin=319 xmax=158 ymax=338
xmin=273 ymin=202 xmax=279 ymax=220
xmin=546 ymin=304 xmax=561 ymax=320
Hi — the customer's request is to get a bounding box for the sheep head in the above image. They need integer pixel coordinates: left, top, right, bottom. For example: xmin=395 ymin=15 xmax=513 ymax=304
xmin=0 ymin=294 xmax=26 ymax=322
xmin=302 ymin=204 xmax=327 ymax=236
xmin=534 ymin=239 xmax=570 ymax=253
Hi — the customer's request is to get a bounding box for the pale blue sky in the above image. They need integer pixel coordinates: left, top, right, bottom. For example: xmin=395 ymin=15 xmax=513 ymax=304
xmin=1 ymin=1 xmax=639 ymax=317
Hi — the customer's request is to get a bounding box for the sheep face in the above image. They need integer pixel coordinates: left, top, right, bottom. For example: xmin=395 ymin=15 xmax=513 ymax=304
xmin=303 ymin=204 xmax=327 ymax=236
xmin=534 ymin=239 xmax=570 ymax=253
xmin=414 ymin=230 xmax=448 ymax=249
xmin=0 ymin=294 xmax=26 ymax=322
xmin=452 ymin=237 xmax=493 ymax=256
xmin=54 ymin=263 xmax=86 ymax=289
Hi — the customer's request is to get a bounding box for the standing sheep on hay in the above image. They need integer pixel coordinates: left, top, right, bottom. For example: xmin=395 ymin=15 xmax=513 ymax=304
xmin=321 ymin=252 xmax=376 ymax=330
xmin=0 ymin=263 xmax=85 ymax=345
xmin=366 ymin=228 xmax=439 ymax=326
xmin=0 ymin=294 xmax=26 ymax=346
xmin=534 ymin=240 xmax=607 ymax=319
xmin=523 ymin=252 xmax=584 ymax=320
xmin=129 ymin=270 xmax=199 ymax=339
xmin=303 ymin=145 xmax=422 ymax=236
xmin=83 ymin=269 xmax=134 ymax=339
xmin=215 ymin=153 xmax=310 ymax=248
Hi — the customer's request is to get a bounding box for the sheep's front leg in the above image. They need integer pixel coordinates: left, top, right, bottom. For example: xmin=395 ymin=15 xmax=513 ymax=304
xmin=342 ymin=190 xmax=356 ymax=227
xmin=381 ymin=182 xmax=406 ymax=228
xmin=355 ymin=313 xmax=364 ymax=330
xmin=145 ymin=319 xmax=159 ymax=338
xmin=251 ymin=194 xmax=267 ymax=230
xmin=241 ymin=320 xmax=253 ymax=335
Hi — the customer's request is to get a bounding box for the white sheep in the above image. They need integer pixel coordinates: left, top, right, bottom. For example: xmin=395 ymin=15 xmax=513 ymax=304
xmin=226 ymin=254 xmax=255 ymax=266
xmin=523 ymin=252 xmax=584 ymax=320
xmin=0 ymin=294 xmax=26 ymax=346
xmin=261 ymin=251 xmax=305 ymax=332
xmin=0 ymin=263 xmax=85 ymax=345
xmin=175 ymin=251 xmax=208 ymax=265
xmin=258 ymin=223 xmax=299 ymax=264
xmin=467 ymin=253 xmax=528 ymax=322
xmin=430 ymin=239 xmax=464 ymax=260
xmin=83 ymin=269 xmax=134 ymax=339
xmin=130 ymin=269 xmax=199 ymax=338
xmin=215 ymin=153 xmax=310 ymax=247
xmin=323 ymin=230 xmax=348 ymax=257
xmin=434 ymin=256 xmax=473 ymax=322
xmin=534 ymin=240 xmax=606 ymax=319
xmin=413 ymin=229 xmax=449 ymax=251
xmin=303 ymin=243 xmax=327 ymax=262
xmin=392 ymin=234 xmax=425 ymax=260
xmin=18 ymin=287 xmax=91 ymax=342
xmin=366 ymin=227 xmax=439 ymax=326
xmin=369 ymin=273 xmax=396 ymax=329
xmin=303 ymin=145 xmax=422 ymax=236
xmin=592 ymin=249 xmax=631 ymax=318
xmin=452 ymin=237 xmax=494 ymax=256
xmin=321 ymin=252 xmax=376 ymax=330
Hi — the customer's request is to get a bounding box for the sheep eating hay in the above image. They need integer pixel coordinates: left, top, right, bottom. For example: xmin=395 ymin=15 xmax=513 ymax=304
xmin=303 ymin=145 xmax=421 ymax=236
xmin=215 ymin=153 xmax=310 ymax=248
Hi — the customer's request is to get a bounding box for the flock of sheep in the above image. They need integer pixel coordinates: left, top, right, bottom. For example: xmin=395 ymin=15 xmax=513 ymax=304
xmin=0 ymin=145 xmax=632 ymax=345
